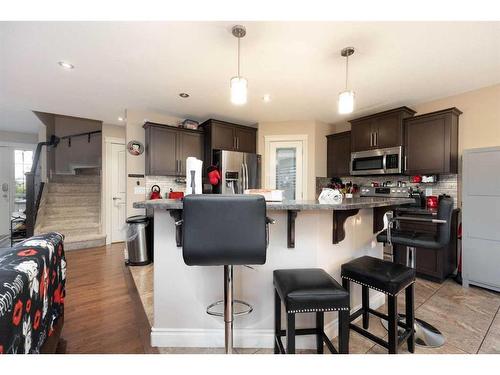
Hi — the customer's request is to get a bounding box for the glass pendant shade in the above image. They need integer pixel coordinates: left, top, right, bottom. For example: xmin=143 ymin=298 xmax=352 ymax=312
xmin=338 ymin=90 xmax=355 ymax=114
xmin=230 ymin=76 xmax=248 ymax=105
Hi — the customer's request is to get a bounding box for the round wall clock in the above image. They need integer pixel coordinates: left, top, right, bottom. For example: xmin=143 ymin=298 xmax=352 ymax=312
xmin=127 ymin=140 xmax=144 ymax=156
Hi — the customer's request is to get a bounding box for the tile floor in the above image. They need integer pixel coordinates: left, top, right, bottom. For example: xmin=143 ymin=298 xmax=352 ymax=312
xmin=129 ymin=264 xmax=500 ymax=354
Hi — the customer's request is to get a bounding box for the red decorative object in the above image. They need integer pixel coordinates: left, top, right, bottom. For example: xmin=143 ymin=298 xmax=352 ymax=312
xmin=426 ymin=195 xmax=438 ymax=209
xmin=12 ymin=300 xmax=23 ymax=326
xmin=168 ymin=191 xmax=184 ymax=200
xmin=411 ymin=175 xmax=422 ymax=183
xmin=17 ymin=249 xmax=38 ymax=257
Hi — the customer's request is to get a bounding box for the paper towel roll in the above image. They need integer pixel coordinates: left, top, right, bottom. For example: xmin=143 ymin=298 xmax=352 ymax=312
xmin=185 ymin=157 xmax=203 ymax=195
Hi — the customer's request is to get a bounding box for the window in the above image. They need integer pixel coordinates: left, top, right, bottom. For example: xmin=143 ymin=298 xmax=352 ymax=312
xmin=267 ymin=138 xmax=306 ymax=201
xmin=14 ymin=150 xmax=33 ymax=208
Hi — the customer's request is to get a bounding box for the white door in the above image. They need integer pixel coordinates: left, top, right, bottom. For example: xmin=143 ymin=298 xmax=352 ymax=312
xmin=110 ymin=142 xmax=126 ymax=242
xmin=0 ymin=147 xmax=11 ymax=235
xmin=268 ymin=140 xmax=304 ymax=200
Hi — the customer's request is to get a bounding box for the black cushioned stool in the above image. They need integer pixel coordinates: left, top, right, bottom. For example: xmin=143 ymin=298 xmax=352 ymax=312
xmin=273 ymin=268 xmax=350 ymax=354
xmin=341 ymin=256 xmax=416 ymax=354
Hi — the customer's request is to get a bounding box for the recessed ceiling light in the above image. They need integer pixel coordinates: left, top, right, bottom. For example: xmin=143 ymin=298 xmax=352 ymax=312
xmin=179 ymin=93 xmax=190 ymax=98
xmin=118 ymin=117 xmax=124 ymax=122
xmin=58 ymin=61 xmax=74 ymax=70
xmin=262 ymin=94 xmax=271 ymax=103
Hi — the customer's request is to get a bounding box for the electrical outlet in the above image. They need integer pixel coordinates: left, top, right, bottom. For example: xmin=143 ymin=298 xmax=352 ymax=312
xmin=425 ymin=187 xmax=433 ymax=196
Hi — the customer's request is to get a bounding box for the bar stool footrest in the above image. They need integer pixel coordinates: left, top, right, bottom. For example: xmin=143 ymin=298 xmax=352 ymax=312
xmin=206 ymin=299 xmax=253 ymax=317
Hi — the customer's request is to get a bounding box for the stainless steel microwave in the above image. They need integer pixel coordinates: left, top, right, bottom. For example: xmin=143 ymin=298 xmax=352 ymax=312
xmin=350 ymin=146 xmax=403 ymax=175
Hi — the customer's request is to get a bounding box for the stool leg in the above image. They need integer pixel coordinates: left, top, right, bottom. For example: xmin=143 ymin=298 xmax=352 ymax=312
xmin=339 ymin=310 xmax=350 ymax=354
xmin=342 ymin=277 xmax=350 ymax=295
xmin=224 ymin=265 xmax=233 ymax=354
xmin=388 ymin=295 xmax=398 ymax=354
xmin=316 ymin=312 xmax=324 ymax=354
xmin=362 ymin=286 xmax=370 ymax=329
xmin=406 ymin=283 xmax=415 ymax=353
xmin=274 ymin=289 xmax=281 ymax=354
xmin=286 ymin=313 xmax=296 ymax=354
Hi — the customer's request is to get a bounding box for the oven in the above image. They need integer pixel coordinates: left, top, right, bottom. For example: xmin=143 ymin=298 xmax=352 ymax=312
xmin=350 ymin=146 xmax=403 ymax=175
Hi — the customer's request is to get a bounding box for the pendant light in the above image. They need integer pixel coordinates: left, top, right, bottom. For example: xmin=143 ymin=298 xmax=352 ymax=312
xmin=338 ymin=47 xmax=355 ymax=114
xmin=230 ymin=25 xmax=247 ymax=105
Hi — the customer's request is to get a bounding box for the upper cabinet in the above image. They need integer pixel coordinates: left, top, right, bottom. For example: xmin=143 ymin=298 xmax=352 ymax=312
xmin=199 ymin=119 xmax=257 ymax=167
xmin=144 ymin=122 xmax=204 ymax=176
xmin=326 ymin=131 xmax=351 ymax=177
xmin=350 ymin=107 xmax=416 ymax=152
xmin=404 ymin=108 xmax=461 ymax=175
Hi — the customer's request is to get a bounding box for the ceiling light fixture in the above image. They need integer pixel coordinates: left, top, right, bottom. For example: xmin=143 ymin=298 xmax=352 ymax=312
xmin=118 ymin=117 xmax=124 ymax=122
xmin=179 ymin=93 xmax=190 ymax=98
xmin=262 ymin=94 xmax=271 ymax=103
xmin=230 ymin=25 xmax=247 ymax=106
xmin=338 ymin=47 xmax=355 ymax=114
xmin=58 ymin=61 xmax=74 ymax=70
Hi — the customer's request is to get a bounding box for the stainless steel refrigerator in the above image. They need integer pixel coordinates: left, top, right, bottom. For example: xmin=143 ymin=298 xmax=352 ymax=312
xmin=212 ymin=150 xmax=261 ymax=194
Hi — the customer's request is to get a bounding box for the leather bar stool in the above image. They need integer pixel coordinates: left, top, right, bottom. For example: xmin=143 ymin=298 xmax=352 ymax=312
xmin=273 ymin=268 xmax=350 ymax=354
xmin=377 ymin=195 xmax=454 ymax=348
xmin=182 ymin=194 xmax=274 ymax=354
xmin=341 ymin=256 xmax=416 ymax=354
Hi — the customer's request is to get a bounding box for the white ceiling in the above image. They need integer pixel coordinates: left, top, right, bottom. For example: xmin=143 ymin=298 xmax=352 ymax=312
xmin=1 ymin=21 xmax=499 ymax=134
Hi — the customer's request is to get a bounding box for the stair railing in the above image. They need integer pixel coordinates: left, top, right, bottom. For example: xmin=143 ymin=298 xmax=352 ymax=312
xmin=25 ymin=135 xmax=60 ymax=237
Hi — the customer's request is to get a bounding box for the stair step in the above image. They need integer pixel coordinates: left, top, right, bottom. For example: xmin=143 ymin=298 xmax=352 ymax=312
xmin=74 ymin=167 xmax=101 ymax=176
xmin=41 ymin=216 xmax=100 ymax=227
xmin=63 ymin=234 xmax=107 ymax=251
xmin=48 ymin=183 xmax=100 ymax=193
xmin=50 ymin=175 xmax=100 ymax=184
xmin=44 ymin=205 xmax=100 ymax=216
xmin=46 ymin=194 xmax=100 ymax=206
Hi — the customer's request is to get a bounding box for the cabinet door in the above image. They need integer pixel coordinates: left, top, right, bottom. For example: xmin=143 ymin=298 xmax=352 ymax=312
xmin=327 ymin=131 xmax=351 ymax=177
xmin=350 ymin=119 xmax=373 ymax=152
xmin=405 ymin=116 xmax=447 ymax=175
xmin=234 ymin=127 xmax=257 ymax=153
xmin=178 ymin=132 xmax=204 ymax=176
xmin=375 ymin=113 xmax=403 ymax=149
xmin=212 ymin=122 xmax=235 ymax=151
xmin=146 ymin=126 xmax=178 ymax=176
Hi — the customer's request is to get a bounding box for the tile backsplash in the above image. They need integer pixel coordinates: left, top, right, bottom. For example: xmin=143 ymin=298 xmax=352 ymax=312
xmin=145 ymin=175 xmax=186 ymax=199
xmin=316 ymin=174 xmax=459 ymax=207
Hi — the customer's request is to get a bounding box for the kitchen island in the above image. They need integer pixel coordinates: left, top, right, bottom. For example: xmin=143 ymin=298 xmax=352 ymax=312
xmin=134 ymin=197 xmax=413 ymax=349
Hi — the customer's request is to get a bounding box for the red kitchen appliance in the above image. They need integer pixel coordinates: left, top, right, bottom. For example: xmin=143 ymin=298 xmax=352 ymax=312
xmin=410 ymin=175 xmax=422 ymax=183
xmin=168 ymin=189 xmax=184 ymax=200
xmin=149 ymin=185 xmax=162 ymax=200
xmin=426 ymin=195 xmax=438 ymax=209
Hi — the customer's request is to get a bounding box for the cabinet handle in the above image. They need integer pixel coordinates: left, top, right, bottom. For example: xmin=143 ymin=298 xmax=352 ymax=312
xmin=370 ymin=132 xmax=374 ymax=147
xmin=374 ymin=132 xmax=378 ymax=147
xmin=236 ymin=137 xmax=239 ymax=150
xmin=404 ymin=156 xmax=407 ymax=172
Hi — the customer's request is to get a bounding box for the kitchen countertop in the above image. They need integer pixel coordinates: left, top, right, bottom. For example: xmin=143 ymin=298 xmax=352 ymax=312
xmin=134 ymin=197 xmax=415 ymax=211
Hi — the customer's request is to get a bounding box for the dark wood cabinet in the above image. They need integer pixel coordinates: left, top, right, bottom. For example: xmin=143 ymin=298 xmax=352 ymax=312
xmin=144 ymin=122 xmax=203 ymax=176
xmin=404 ymin=107 xmax=461 ymax=175
xmin=199 ymin=119 xmax=257 ymax=167
xmin=326 ymin=131 xmax=351 ymax=177
xmin=350 ymin=107 xmax=416 ymax=152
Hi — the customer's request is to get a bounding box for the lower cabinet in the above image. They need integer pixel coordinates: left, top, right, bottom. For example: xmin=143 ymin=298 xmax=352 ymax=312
xmin=145 ymin=122 xmax=204 ymax=176
xmin=393 ymin=209 xmax=459 ymax=282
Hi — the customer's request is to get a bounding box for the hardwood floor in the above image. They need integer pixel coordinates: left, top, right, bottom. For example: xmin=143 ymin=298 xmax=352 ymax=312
xmin=58 ymin=243 xmax=156 ymax=354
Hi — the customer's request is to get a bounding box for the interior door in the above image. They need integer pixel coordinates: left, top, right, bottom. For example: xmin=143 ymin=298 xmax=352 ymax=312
xmin=110 ymin=142 xmax=126 ymax=242
xmin=0 ymin=147 xmax=11 ymax=236
xmin=269 ymin=141 xmax=304 ymax=200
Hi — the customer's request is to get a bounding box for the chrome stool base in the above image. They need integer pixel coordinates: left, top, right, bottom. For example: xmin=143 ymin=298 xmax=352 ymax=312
xmin=381 ymin=314 xmax=445 ymax=348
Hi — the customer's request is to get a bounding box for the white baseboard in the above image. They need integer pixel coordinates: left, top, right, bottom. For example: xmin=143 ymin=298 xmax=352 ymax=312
xmin=151 ymin=293 xmax=386 ymax=349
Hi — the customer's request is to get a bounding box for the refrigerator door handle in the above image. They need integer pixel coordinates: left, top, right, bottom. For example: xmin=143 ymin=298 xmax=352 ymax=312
xmin=245 ymin=163 xmax=249 ymax=190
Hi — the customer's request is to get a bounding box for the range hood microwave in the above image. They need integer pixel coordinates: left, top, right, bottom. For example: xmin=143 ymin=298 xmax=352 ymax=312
xmin=350 ymin=146 xmax=403 ymax=176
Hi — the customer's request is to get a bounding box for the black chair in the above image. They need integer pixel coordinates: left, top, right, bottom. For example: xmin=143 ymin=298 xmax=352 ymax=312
xmin=273 ymin=268 xmax=350 ymax=354
xmin=182 ymin=194 xmax=274 ymax=354
xmin=377 ymin=195 xmax=454 ymax=348
xmin=341 ymin=256 xmax=416 ymax=354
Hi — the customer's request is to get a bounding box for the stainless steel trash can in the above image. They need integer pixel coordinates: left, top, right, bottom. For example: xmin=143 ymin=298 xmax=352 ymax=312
xmin=125 ymin=215 xmax=151 ymax=265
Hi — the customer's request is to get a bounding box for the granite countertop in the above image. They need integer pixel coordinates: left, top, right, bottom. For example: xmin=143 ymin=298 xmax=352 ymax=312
xmin=134 ymin=197 xmax=415 ymax=211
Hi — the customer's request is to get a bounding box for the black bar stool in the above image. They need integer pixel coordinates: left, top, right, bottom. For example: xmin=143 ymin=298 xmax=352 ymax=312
xmin=182 ymin=194 xmax=274 ymax=354
xmin=377 ymin=195 xmax=454 ymax=347
xmin=341 ymin=256 xmax=416 ymax=354
xmin=273 ymin=268 xmax=350 ymax=354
